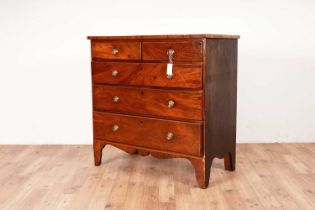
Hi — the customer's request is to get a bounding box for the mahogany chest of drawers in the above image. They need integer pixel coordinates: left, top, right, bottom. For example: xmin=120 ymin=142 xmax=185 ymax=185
xmin=87 ymin=34 xmax=239 ymax=188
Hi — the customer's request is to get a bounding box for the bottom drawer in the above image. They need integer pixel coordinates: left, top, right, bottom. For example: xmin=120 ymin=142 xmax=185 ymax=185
xmin=93 ymin=112 xmax=202 ymax=156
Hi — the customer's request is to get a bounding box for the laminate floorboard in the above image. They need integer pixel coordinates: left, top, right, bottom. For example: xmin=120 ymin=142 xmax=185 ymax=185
xmin=0 ymin=144 xmax=314 ymax=210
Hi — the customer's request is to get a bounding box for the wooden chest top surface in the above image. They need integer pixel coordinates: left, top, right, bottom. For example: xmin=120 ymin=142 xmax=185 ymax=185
xmin=87 ymin=34 xmax=240 ymax=40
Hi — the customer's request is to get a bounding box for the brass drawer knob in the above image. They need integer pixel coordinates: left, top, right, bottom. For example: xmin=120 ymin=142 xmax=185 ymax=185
xmin=167 ymin=48 xmax=175 ymax=63
xmin=113 ymin=96 xmax=120 ymax=103
xmin=112 ymin=70 xmax=119 ymax=77
xmin=167 ymin=48 xmax=175 ymax=57
xmin=112 ymin=48 xmax=119 ymax=55
xmin=166 ymin=132 xmax=174 ymax=141
xmin=112 ymin=124 xmax=119 ymax=132
xmin=167 ymin=100 xmax=175 ymax=108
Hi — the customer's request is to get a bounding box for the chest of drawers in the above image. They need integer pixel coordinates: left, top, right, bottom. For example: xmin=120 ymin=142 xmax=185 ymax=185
xmin=87 ymin=34 xmax=239 ymax=188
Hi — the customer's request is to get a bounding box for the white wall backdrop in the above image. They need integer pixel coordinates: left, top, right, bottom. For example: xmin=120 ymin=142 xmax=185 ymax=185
xmin=0 ymin=0 xmax=314 ymax=144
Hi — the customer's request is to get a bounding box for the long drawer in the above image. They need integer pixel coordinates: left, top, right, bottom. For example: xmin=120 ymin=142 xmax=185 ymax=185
xmin=92 ymin=62 xmax=202 ymax=89
xmin=93 ymin=112 xmax=202 ymax=156
xmin=93 ymin=85 xmax=203 ymax=120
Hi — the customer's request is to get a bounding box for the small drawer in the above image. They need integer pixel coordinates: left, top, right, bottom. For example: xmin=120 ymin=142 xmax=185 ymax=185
xmin=93 ymin=112 xmax=202 ymax=156
xmin=93 ymin=85 xmax=203 ymax=120
xmin=142 ymin=40 xmax=203 ymax=62
xmin=91 ymin=41 xmax=141 ymax=60
xmin=92 ymin=62 xmax=202 ymax=89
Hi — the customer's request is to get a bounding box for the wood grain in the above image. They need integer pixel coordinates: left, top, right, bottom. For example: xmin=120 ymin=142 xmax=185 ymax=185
xmin=142 ymin=40 xmax=203 ymax=62
xmin=89 ymin=35 xmax=238 ymax=188
xmin=91 ymin=41 xmax=141 ymax=60
xmin=204 ymin=38 xmax=237 ymax=165
xmin=92 ymin=62 xmax=203 ymax=89
xmin=93 ymin=85 xmax=203 ymax=121
xmin=93 ymin=112 xmax=202 ymax=156
xmin=87 ymin=34 xmax=240 ymax=40
xmin=0 ymin=144 xmax=314 ymax=210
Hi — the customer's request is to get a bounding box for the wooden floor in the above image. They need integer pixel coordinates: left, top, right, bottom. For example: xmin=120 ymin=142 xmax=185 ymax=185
xmin=0 ymin=144 xmax=314 ymax=210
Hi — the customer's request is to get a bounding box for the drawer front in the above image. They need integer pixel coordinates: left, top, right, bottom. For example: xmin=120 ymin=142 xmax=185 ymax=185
xmin=92 ymin=62 xmax=202 ymax=89
xmin=93 ymin=85 xmax=203 ymax=120
xmin=142 ymin=40 xmax=203 ymax=62
xmin=93 ymin=112 xmax=202 ymax=156
xmin=91 ymin=41 xmax=141 ymax=60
